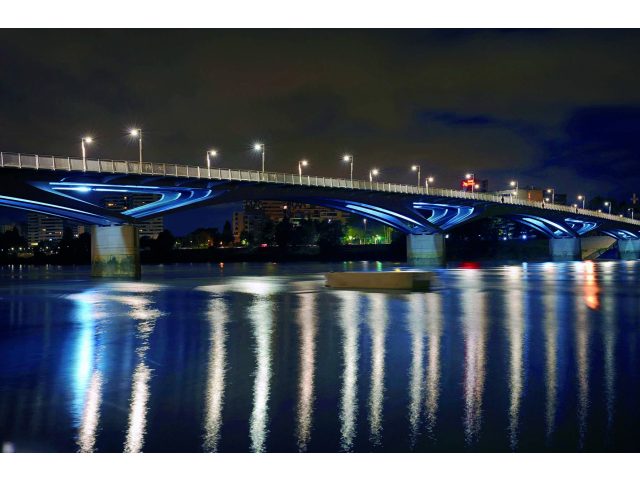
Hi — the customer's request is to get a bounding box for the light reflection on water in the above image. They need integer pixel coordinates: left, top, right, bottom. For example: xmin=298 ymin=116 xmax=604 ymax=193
xmin=461 ymin=269 xmax=488 ymax=446
xmin=0 ymin=261 xmax=639 ymax=452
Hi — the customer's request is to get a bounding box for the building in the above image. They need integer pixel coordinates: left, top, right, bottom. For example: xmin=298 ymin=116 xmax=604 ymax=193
xmin=231 ymin=200 xmax=350 ymax=243
xmin=101 ymin=193 xmax=164 ymax=239
xmin=495 ymin=187 xmax=544 ymax=202
xmin=26 ymin=214 xmax=78 ymax=245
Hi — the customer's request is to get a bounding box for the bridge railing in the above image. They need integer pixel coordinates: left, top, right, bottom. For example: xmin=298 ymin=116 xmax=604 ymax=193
xmin=1 ymin=151 xmax=639 ymax=227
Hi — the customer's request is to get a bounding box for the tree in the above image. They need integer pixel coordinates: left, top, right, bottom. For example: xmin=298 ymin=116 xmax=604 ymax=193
xmin=221 ymin=220 xmax=234 ymax=246
xmin=317 ymin=220 xmax=344 ymax=251
xmin=155 ymin=229 xmax=176 ymax=254
xmin=275 ymin=217 xmax=293 ymax=250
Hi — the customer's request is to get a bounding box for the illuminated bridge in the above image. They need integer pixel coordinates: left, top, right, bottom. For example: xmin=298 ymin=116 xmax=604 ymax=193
xmin=1 ymin=151 xmax=639 ymax=277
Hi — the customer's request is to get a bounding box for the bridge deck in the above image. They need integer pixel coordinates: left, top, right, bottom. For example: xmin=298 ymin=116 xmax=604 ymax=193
xmin=1 ymin=151 xmax=639 ymax=228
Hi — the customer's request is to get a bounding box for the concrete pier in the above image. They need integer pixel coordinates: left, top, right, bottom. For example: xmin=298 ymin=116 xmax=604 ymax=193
xmin=406 ymin=233 xmax=445 ymax=265
xmin=549 ymin=237 xmax=581 ymax=261
xmin=91 ymin=225 xmax=141 ymax=279
xmin=618 ymin=239 xmax=640 ymax=260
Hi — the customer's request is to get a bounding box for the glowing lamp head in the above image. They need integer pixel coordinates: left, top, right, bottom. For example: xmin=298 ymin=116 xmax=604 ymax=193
xmin=411 ymin=165 xmax=418 ymax=171
xmin=545 ymin=197 xmax=550 ymax=202
xmin=427 ymin=176 xmax=434 ymax=183
xmin=465 ymin=173 xmax=472 ymax=179
xmin=578 ymin=195 xmax=583 ymax=200
xmin=83 ymin=136 xmax=93 ymax=143
xmin=546 ymin=188 xmax=552 ymax=193
xmin=475 ymin=184 xmax=480 ymax=189
xmin=300 ymin=160 xmax=308 ymax=167
xmin=343 ymin=155 xmax=352 ymax=162
xmin=371 ymin=169 xmax=379 ymax=176
xmin=130 ymin=129 xmax=140 ymax=137
xmin=604 ymin=201 xmax=609 ymax=206
xmin=209 ymin=150 xmax=218 ymax=156
xmin=254 ymin=143 xmax=263 ymax=151
xmin=510 ymin=180 xmax=516 ymax=187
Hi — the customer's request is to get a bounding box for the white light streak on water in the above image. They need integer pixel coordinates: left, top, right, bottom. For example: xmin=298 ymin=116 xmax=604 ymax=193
xmin=296 ymin=292 xmax=317 ymax=452
xmin=338 ymin=291 xmax=359 ymax=452
xmin=203 ymin=297 xmax=229 ymax=453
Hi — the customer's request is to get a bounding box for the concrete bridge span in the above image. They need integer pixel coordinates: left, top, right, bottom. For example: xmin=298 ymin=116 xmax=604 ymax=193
xmin=1 ymin=151 xmax=639 ymax=277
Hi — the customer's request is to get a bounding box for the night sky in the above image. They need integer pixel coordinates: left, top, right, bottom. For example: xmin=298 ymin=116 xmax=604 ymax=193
xmin=2 ymin=29 xmax=640 ymax=234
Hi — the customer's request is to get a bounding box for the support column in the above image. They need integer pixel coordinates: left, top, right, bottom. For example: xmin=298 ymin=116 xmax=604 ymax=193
xmin=618 ymin=239 xmax=640 ymax=260
xmin=549 ymin=237 xmax=581 ymax=261
xmin=91 ymin=225 xmax=141 ymax=279
xmin=407 ymin=233 xmax=445 ymax=266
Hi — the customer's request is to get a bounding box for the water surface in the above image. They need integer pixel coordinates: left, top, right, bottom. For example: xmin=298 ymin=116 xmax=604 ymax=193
xmin=1 ymin=261 xmax=639 ymax=452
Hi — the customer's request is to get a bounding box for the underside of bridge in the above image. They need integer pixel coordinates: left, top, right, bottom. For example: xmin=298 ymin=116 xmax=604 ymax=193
xmin=1 ymin=168 xmax=639 ymax=277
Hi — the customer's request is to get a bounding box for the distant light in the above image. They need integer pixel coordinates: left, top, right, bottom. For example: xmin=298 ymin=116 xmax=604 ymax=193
xmin=465 ymin=173 xmax=472 ymax=179
xmin=254 ymin=143 xmax=263 ymax=151
xmin=301 ymin=159 xmax=308 ymax=166
xmin=411 ymin=165 xmax=418 ymax=171
xmin=604 ymin=201 xmax=610 ymax=206
xmin=577 ymin=195 xmax=583 ymax=200
xmin=130 ymin=129 xmax=140 ymax=137
xmin=521 ymin=234 xmax=527 ymax=240
xmin=343 ymin=155 xmax=351 ymax=162
xmin=475 ymin=183 xmax=480 ymax=189
xmin=209 ymin=150 xmax=218 ymax=156
xmin=83 ymin=137 xmax=93 ymax=143
xmin=545 ymin=197 xmax=550 ymax=202
xmin=427 ymin=176 xmax=434 ymax=183
xmin=371 ymin=169 xmax=379 ymax=175
xmin=510 ymin=180 xmax=516 ymax=187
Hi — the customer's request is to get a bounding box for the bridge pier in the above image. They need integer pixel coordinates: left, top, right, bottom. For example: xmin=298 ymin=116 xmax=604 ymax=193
xmin=618 ymin=239 xmax=640 ymax=260
xmin=549 ymin=237 xmax=582 ymax=261
xmin=406 ymin=233 xmax=446 ymax=266
xmin=91 ymin=225 xmax=141 ymax=279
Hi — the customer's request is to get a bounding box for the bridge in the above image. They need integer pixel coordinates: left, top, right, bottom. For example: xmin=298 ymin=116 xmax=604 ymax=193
xmin=1 ymin=151 xmax=639 ymax=278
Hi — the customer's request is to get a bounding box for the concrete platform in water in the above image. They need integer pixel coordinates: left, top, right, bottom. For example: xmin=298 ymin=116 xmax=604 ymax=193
xmin=325 ymin=271 xmax=435 ymax=291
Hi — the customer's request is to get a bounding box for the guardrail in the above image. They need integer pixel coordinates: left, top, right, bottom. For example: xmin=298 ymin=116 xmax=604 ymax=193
xmin=1 ymin=151 xmax=639 ymax=227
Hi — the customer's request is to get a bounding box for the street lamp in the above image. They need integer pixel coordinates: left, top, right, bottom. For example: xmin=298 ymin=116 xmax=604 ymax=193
xmin=577 ymin=195 xmax=585 ymax=209
xmin=628 ymin=208 xmax=635 ymax=220
xmin=604 ymin=201 xmax=611 ymax=214
xmin=425 ymin=176 xmax=434 ymax=194
xmin=411 ymin=165 xmax=421 ymax=187
xmin=254 ymin=143 xmax=265 ymax=173
xmin=343 ymin=154 xmax=354 ymax=186
xmin=510 ymin=180 xmax=518 ymax=198
xmin=206 ymin=149 xmax=217 ymax=178
xmin=369 ymin=168 xmax=379 ymax=183
xmin=546 ymin=188 xmax=555 ymax=204
xmin=465 ymin=172 xmax=475 ymax=192
xmin=298 ymin=159 xmax=308 ymax=184
xmin=81 ymin=136 xmax=93 ymax=172
xmin=130 ymin=128 xmax=142 ymax=170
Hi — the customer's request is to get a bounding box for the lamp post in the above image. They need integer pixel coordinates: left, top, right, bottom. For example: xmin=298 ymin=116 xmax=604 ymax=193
xmin=298 ymin=159 xmax=308 ymax=184
xmin=253 ymin=143 xmax=265 ymax=173
xmin=369 ymin=168 xmax=379 ymax=183
xmin=81 ymin=136 xmax=93 ymax=172
xmin=577 ymin=195 xmax=585 ymax=209
xmin=343 ymin=154 xmax=354 ymax=187
xmin=425 ymin=176 xmax=434 ymax=194
xmin=465 ymin=172 xmax=475 ymax=192
xmin=206 ymin=149 xmax=217 ymax=178
xmin=629 ymin=208 xmax=635 ymax=220
xmin=510 ymin=180 xmax=518 ymax=198
xmin=411 ymin=165 xmax=421 ymax=187
xmin=130 ymin=129 xmax=142 ymax=171
xmin=546 ymin=188 xmax=555 ymax=204
xmin=604 ymin=201 xmax=611 ymax=214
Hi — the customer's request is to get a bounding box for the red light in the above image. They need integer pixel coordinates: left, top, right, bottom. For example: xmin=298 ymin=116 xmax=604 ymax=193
xmin=460 ymin=261 xmax=481 ymax=269
xmin=260 ymin=243 xmax=268 ymax=248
